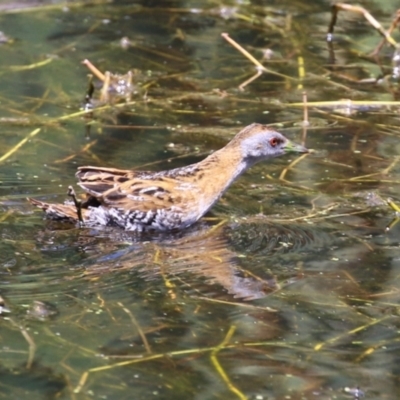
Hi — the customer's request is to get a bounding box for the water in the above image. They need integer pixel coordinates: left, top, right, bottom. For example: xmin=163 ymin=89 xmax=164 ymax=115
xmin=0 ymin=0 xmax=400 ymax=399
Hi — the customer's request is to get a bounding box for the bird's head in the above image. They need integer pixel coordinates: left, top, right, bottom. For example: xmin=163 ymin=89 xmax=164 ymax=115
xmin=234 ymin=123 xmax=309 ymax=163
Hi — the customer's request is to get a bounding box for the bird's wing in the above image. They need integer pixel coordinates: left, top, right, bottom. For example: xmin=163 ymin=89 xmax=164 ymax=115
xmin=76 ymin=165 xmax=198 ymax=212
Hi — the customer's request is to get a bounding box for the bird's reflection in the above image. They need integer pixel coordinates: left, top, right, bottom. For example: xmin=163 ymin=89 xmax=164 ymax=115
xmin=73 ymin=217 xmax=333 ymax=301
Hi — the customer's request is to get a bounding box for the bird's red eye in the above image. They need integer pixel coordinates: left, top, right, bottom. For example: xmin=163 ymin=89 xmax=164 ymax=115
xmin=269 ymin=137 xmax=281 ymax=147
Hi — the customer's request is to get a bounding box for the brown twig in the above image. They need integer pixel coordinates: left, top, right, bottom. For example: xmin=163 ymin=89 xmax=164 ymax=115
xmin=82 ymin=59 xmax=106 ymax=81
xmin=7 ymin=317 xmax=36 ymax=369
xmin=0 ymin=127 xmax=41 ymax=163
xmin=372 ymin=9 xmax=400 ymax=55
xmin=279 ymin=152 xmax=309 ymax=181
xmin=118 ymin=302 xmax=152 ymax=354
xmin=328 ymin=3 xmax=398 ymax=48
xmin=221 ymin=32 xmax=295 ymax=87
xmin=210 ymin=326 xmax=247 ymax=400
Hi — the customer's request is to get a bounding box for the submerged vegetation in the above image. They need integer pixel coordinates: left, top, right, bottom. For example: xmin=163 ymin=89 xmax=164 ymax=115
xmin=0 ymin=1 xmax=400 ymax=399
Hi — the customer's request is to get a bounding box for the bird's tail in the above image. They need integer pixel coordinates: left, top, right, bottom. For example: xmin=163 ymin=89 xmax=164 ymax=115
xmin=27 ymin=198 xmax=81 ymax=222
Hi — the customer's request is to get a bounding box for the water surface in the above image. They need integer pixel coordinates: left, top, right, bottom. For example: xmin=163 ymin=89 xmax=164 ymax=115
xmin=1 ymin=1 xmax=400 ymax=399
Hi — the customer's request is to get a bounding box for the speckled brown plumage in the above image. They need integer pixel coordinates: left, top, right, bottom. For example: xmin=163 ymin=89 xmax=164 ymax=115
xmin=28 ymin=123 xmax=308 ymax=231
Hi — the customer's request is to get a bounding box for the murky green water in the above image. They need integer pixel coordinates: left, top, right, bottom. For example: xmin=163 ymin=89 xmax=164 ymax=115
xmin=1 ymin=0 xmax=400 ymax=399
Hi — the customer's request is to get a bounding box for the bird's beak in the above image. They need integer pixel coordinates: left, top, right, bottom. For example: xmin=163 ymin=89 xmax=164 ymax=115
xmin=284 ymin=140 xmax=309 ymax=154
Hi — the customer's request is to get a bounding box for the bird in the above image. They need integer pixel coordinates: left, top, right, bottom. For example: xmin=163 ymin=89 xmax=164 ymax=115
xmin=28 ymin=123 xmax=308 ymax=232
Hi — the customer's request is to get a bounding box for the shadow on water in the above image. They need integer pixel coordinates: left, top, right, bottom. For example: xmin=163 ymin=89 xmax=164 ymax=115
xmin=1 ymin=0 xmax=400 ymax=399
